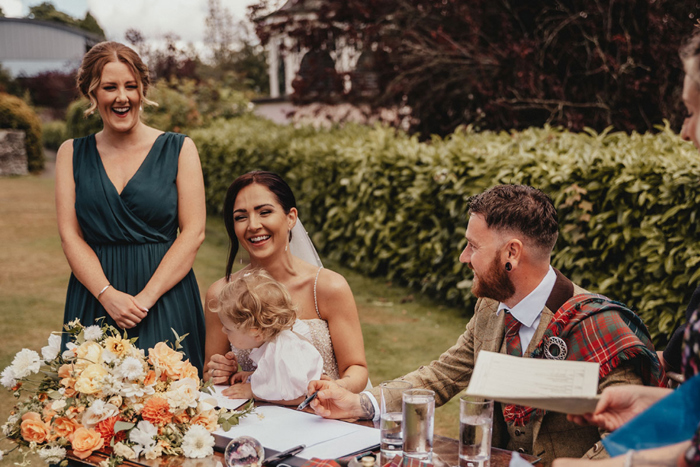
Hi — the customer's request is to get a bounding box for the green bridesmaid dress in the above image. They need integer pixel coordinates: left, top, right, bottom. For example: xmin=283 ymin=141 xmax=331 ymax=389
xmin=61 ymin=132 xmax=205 ymax=374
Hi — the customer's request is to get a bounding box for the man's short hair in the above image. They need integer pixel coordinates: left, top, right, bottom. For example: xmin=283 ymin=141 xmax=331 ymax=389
xmin=468 ymin=185 xmax=559 ymax=254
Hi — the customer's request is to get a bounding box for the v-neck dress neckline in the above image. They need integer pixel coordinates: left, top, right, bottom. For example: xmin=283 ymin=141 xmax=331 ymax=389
xmin=92 ymin=132 xmax=165 ymax=197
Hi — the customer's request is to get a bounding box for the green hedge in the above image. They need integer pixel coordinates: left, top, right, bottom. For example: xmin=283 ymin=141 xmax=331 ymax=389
xmin=192 ymin=117 xmax=700 ymax=345
xmin=0 ymin=93 xmax=44 ymax=172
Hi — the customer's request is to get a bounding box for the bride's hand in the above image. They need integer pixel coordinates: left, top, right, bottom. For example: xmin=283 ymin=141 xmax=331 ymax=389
xmin=205 ymin=351 xmax=238 ymax=384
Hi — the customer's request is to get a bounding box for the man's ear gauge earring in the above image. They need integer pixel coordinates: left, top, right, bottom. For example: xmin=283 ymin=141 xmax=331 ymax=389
xmin=505 ymin=262 xmax=512 ymax=271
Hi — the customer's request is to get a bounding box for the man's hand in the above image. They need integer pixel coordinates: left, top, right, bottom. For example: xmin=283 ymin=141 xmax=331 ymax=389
xmin=204 ymin=351 xmax=238 ymax=384
xmin=308 ymin=380 xmax=371 ymax=421
xmin=567 ymin=385 xmax=672 ymax=431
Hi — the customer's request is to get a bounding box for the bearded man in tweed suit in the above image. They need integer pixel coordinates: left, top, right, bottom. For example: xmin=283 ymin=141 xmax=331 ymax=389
xmin=309 ymin=184 xmax=662 ymax=465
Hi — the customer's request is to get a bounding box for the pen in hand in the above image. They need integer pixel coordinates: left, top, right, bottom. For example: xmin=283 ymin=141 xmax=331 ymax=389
xmin=297 ymin=391 xmax=319 ymax=411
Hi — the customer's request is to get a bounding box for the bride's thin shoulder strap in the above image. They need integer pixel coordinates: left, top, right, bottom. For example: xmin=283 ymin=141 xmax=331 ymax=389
xmin=313 ymin=266 xmax=324 ymax=319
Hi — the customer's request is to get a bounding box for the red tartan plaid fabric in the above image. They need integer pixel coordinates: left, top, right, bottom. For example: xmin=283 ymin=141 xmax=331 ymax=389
xmin=503 ymin=293 xmax=662 ymax=427
xmin=301 ymin=458 xmax=342 ymax=467
xmin=382 ymin=455 xmax=431 ymax=467
xmin=504 ymin=311 xmax=523 ymax=357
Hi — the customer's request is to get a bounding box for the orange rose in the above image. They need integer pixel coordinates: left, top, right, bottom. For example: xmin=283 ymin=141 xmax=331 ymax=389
xmin=148 ymin=342 xmax=185 ymax=378
xmin=21 ymin=412 xmax=50 ymax=443
xmin=173 ymin=411 xmax=191 ymax=424
xmin=141 ymin=396 xmax=173 ymax=425
xmin=191 ymin=410 xmax=218 ymax=431
xmin=70 ymin=427 xmax=104 ymax=459
xmin=53 ymin=416 xmax=81 ymax=439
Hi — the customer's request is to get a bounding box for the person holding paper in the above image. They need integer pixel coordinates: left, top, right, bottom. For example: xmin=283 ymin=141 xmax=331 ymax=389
xmin=309 ymin=184 xmax=662 ymax=465
xmin=553 ymin=29 xmax=700 ymax=467
xmin=209 ymin=268 xmax=324 ymax=404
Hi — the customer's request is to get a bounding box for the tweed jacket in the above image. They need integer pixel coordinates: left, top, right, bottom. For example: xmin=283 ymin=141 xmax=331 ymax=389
xmin=370 ymin=270 xmax=644 ymax=466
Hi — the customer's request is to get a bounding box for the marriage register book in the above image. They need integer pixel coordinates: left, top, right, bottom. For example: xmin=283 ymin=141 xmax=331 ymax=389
xmin=465 ymin=351 xmax=600 ymax=415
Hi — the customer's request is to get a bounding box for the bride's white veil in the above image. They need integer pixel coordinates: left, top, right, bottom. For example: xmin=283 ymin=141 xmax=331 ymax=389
xmin=289 ymin=219 xmax=323 ymax=267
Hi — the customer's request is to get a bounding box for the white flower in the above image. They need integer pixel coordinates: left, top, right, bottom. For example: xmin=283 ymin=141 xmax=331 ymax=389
xmin=181 ymin=425 xmax=215 ymax=458
xmin=101 ymin=349 xmax=117 ymax=364
xmin=84 ymin=325 xmax=102 ymax=341
xmin=11 ymin=349 xmax=41 ymax=378
xmin=165 ymin=378 xmax=199 ymax=410
xmin=121 ymin=381 xmax=154 ymax=399
xmin=51 ymin=399 xmax=67 ymax=411
xmin=0 ymin=449 xmax=4 ymax=461
xmin=62 ymin=342 xmax=77 ymax=361
xmin=41 ymin=334 xmax=62 ymax=362
xmin=143 ymin=443 xmax=163 ymax=460
xmin=38 ymin=445 xmax=66 ymax=464
xmin=82 ymin=400 xmax=119 ymax=428
xmin=130 ymin=420 xmax=158 ymax=457
xmin=1 ymin=366 xmax=17 ymax=388
xmin=100 ymin=374 xmax=124 ymax=396
xmin=114 ymin=356 xmax=145 ymax=381
xmin=113 ymin=442 xmax=136 ymax=460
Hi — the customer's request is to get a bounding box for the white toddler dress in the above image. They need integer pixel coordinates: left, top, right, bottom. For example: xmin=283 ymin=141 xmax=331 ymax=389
xmin=248 ymin=320 xmax=324 ymax=401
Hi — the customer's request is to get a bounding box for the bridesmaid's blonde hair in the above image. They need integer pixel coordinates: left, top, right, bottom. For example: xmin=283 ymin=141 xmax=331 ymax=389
xmin=211 ymin=269 xmax=298 ymax=341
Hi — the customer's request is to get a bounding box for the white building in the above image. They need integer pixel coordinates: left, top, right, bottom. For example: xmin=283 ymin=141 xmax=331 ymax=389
xmin=0 ymin=17 xmax=102 ymax=77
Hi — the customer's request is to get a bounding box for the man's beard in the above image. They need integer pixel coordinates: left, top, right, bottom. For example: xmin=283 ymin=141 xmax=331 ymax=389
xmin=470 ymin=254 xmax=516 ymax=303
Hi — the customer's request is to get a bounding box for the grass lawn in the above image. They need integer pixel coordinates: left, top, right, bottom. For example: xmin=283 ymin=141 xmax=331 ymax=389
xmin=0 ymin=173 xmax=469 ymax=462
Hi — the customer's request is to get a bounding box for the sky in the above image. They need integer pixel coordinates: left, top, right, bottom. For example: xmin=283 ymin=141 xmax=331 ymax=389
xmin=0 ymin=0 xmax=272 ymax=46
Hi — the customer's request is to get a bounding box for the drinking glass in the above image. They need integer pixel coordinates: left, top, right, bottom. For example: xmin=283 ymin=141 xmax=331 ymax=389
xmin=379 ymin=380 xmax=413 ymax=463
xmin=459 ymin=395 xmax=494 ymax=467
xmin=402 ymin=388 xmax=435 ymax=463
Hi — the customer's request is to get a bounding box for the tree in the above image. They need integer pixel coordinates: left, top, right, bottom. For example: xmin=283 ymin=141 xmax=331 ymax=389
xmin=0 ymin=6 xmax=5 ymax=17
xmin=27 ymin=2 xmax=105 ymax=38
xmin=251 ymin=0 xmax=699 ymax=136
xmin=79 ymin=12 xmax=105 ymax=37
xmin=205 ymin=0 xmax=237 ymax=70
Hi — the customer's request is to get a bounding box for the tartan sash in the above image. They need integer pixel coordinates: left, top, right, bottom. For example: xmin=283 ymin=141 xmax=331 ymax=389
xmin=503 ymin=293 xmax=663 ymax=427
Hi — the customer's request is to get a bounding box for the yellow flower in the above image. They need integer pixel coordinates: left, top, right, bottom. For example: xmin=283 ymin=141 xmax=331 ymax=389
xmin=74 ymin=363 xmax=108 ymax=395
xmin=104 ymin=336 xmax=131 ymax=358
xmin=74 ymin=341 xmax=103 ymax=371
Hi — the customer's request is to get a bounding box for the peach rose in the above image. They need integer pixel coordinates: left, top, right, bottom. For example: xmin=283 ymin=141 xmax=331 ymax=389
xmin=148 ymin=342 xmax=185 ymax=378
xmin=74 ymin=363 xmax=107 ymax=395
xmin=58 ymin=364 xmax=73 ymax=379
xmin=143 ymin=370 xmax=157 ymax=386
xmin=70 ymin=427 xmax=104 ymax=459
xmin=191 ymin=410 xmax=218 ymax=431
xmin=175 ymin=361 xmax=200 ymax=383
xmin=53 ymin=416 xmax=81 ymax=439
xmin=74 ymin=341 xmax=103 ymax=371
xmin=21 ymin=412 xmax=50 ymax=443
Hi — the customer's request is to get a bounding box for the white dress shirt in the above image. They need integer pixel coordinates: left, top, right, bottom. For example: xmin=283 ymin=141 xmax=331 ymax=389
xmin=496 ymin=266 xmax=556 ymax=352
xmin=365 ymin=266 xmax=557 ymax=421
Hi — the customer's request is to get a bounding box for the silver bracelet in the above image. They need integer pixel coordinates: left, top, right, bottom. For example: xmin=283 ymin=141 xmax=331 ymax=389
xmin=624 ymin=450 xmax=635 ymax=467
xmin=97 ymin=284 xmax=111 ymax=299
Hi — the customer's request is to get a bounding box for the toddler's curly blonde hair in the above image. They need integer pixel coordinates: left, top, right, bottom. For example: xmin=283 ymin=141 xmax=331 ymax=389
xmin=211 ymin=269 xmax=298 ymax=341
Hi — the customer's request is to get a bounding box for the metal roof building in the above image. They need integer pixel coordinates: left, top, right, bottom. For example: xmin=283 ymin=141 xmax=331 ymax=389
xmin=0 ymin=17 xmax=103 ymax=77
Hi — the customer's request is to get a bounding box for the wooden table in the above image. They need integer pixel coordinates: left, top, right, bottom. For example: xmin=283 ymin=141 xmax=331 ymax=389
xmin=67 ymin=406 xmax=538 ymax=467
xmin=67 ymin=434 xmax=537 ymax=467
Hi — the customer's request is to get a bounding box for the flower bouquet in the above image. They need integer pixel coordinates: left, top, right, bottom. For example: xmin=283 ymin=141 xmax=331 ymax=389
xmin=0 ymin=319 xmax=253 ymax=466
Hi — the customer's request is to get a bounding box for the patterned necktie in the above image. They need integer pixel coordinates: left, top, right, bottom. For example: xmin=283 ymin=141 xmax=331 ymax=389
xmin=504 ymin=311 xmax=523 ymax=357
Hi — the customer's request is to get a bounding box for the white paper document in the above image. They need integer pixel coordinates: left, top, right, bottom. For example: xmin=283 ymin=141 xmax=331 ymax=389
xmin=214 ymin=405 xmax=380 ymax=459
xmin=209 ymin=384 xmax=249 ymax=411
xmin=466 ymin=351 xmax=600 ymax=415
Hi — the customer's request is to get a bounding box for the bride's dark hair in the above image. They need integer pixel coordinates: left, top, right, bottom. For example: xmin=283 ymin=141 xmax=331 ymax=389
xmin=223 ymin=171 xmax=297 ymax=280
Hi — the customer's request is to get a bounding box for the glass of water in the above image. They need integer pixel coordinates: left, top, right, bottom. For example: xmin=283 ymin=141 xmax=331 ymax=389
xmin=459 ymin=395 xmax=494 ymax=467
xmin=379 ymin=380 xmax=413 ymax=464
xmin=402 ymin=388 xmax=435 ymax=463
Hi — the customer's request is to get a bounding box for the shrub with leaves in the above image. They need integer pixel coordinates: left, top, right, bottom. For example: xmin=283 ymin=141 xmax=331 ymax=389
xmin=42 ymin=120 xmax=67 ymax=151
xmin=193 ymin=117 xmax=700 ymax=346
xmin=0 ymin=93 xmax=44 ymax=172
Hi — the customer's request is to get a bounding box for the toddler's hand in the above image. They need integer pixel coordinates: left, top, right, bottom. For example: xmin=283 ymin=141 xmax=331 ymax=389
xmin=223 ymin=383 xmax=253 ymax=399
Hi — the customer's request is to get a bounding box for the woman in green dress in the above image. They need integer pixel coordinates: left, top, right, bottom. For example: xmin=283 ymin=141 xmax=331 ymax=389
xmin=55 ymin=41 xmax=206 ymax=372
